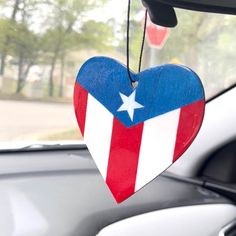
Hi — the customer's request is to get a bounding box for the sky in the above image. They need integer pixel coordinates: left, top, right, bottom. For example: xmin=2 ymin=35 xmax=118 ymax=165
xmin=92 ymin=0 xmax=127 ymax=23
xmin=0 ymin=0 xmax=128 ymax=32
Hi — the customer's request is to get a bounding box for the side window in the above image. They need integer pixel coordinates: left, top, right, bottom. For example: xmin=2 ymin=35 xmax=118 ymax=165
xmin=198 ymin=140 xmax=236 ymax=202
xmin=199 ymin=140 xmax=236 ymax=184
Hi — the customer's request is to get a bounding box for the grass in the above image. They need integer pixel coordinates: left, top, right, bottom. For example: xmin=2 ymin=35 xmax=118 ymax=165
xmin=40 ymin=129 xmax=82 ymax=141
xmin=0 ymin=92 xmax=72 ymax=104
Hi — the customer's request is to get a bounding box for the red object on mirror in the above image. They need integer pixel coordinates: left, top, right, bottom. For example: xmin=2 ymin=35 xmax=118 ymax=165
xmin=146 ymin=16 xmax=169 ymax=49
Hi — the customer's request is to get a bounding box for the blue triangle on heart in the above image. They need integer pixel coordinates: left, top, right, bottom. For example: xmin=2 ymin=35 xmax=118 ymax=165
xmin=76 ymin=56 xmax=204 ymax=128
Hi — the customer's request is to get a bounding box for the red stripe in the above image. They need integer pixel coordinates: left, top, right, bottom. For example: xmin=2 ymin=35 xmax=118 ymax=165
xmin=106 ymin=118 xmax=144 ymax=203
xmin=73 ymin=83 xmax=88 ymax=136
xmin=173 ymin=100 xmax=205 ymax=162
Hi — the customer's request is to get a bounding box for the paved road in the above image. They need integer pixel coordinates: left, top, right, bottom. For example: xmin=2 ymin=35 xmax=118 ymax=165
xmin=0 ymin=100 xmax=78 ymax=141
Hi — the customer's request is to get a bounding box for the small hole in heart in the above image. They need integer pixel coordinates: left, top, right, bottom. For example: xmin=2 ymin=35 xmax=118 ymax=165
xmin=132 ymin=81 xmax=138 ymax=88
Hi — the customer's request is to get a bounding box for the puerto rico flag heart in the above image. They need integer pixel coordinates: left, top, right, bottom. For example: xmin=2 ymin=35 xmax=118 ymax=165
xmin=74 ymin=56 xmax=205 ymax=203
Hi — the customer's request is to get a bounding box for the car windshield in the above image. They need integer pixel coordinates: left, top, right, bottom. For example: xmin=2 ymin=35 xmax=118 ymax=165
xmin=0 ymin=1 xmax=235 ymax=148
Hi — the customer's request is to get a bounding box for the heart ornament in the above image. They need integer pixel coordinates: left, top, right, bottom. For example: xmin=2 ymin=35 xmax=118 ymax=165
xmin=74 ymin=56 xmax=205 ymax=203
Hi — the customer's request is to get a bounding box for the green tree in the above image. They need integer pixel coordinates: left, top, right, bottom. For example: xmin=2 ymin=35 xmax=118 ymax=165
xmin=12 ymin=23 xmax=39 ymax=92
xmin=0 ymin=0 xmax=114 ymax=96
xmin=0 ymin=0 xmax=20 ymax=76
xmin=42 ymin=0 xmax=109 ymax=97
xmin=0 ymin=0 xmax=46 ymax=93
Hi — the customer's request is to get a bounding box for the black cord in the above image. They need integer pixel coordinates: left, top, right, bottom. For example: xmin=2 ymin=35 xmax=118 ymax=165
xmin=126 ymin=0 xmax=148 ymax=83
xmin=139 ymin=9 xmax=148 ymax=73
xmin=126 ymin=0 xmax=133 ymax=82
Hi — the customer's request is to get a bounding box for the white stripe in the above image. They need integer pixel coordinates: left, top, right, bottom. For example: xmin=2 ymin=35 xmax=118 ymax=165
xmin=135 ymin=109 xmax=180 ymax=191
xmin=84 ymin=95 xmax=113 ymax=180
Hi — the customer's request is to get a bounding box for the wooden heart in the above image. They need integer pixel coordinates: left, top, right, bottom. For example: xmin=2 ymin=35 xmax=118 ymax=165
xmin=74 ymin=57 xmax=205 ymax=203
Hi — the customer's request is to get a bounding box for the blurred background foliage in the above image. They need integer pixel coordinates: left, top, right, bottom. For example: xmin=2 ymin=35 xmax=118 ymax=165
xmin=0 ymin=0 xmax=235 ymax=100
xmin=0 ymin=0 xmax=113 ymax=98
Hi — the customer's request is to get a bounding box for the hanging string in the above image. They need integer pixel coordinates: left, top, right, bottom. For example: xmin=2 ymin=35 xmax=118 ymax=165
xmin=138 ymin=9 xmax=148 ymax=73
xmin=126 ymin=0 xmax=148 ymax=83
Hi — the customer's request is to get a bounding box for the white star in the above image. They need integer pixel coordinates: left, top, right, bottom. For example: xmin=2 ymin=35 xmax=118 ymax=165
xmin=117 ymin=91 xmax=144 ymax=121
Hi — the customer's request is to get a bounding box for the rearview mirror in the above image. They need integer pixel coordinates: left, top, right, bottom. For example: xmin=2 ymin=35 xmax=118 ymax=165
xmin=142 ymin=0 xmax=236 ymax=27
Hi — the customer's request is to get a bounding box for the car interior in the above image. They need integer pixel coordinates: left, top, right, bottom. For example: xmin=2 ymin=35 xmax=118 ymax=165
xmin=0 ymin=0 xmax=235 ymax=235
